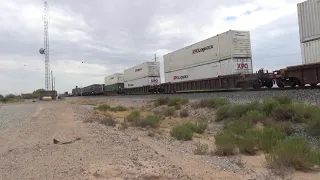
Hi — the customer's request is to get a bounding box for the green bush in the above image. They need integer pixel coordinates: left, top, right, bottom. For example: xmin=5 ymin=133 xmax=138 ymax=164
xmin=164 ymin=107 xmax=175 ymax=117
xmin=154 ymin=97 xmax=169 ymax=106
xmin=170 ymin=124 xmax=193 ymax=141
xmin=214 ymin=131 xmax=237 ymax=156
xmin=261 ymin=99 xmax=280 ymax=115
xmin=306 ymin=113 xmax=320 ymax=137
xmin=215 ymin=105 xmax=231 ymax=122
xmin=259 ymin=127 xmax=287 ymax=153
xmin=179 ymin=109 xmax=189 ymax=117
xmin=274 ymin=122 xmax=295 ymax=136
xmin=126 ymin=110 xmax=141 ymax=122
xmin=272 ymin=95 xmax=292 ymax=105
xmin=225 ymin=119 xmax=253 ymax=135
xmin=109 ymin=105 xmax=127 ymax=112
xmin=266 ymin=136 xmax=320 ymax=171
xmin=135 ymin=115 xmax=161 ymax=128
xmin=237 ymin=129 xmax=261 ymax=155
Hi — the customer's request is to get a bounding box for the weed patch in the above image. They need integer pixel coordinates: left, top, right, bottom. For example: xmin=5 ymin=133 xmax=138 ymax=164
xmin=94 ymin=104 xmax=110 ymax=111
xmin=236 ymin=129 xmax=261 ymax=155
xmin=167 ymin=98 xmax=188 ymax=106
xmin=272 ymin=95 xmax=292 ymax=105
xmin=198 ymin=98 xmax=230 ymax=109
xmin=109 ymin=105 xmax=127 ymax=112
xmin=126 ymin=110 xmax=140 ymax=122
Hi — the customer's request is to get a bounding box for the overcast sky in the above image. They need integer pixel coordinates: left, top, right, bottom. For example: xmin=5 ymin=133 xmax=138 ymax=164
xmin=0 ymin=0 xmax=305 ymax=95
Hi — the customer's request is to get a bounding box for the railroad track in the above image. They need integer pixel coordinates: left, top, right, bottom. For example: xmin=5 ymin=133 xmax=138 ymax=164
xmin=67 ymin=85 xmax=320 ymax=98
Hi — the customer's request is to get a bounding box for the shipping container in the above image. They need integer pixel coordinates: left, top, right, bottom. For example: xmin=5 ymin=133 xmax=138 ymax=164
xmin=164 ymin=58 xmax=253 ymax=83
xmin=105 ymin=73 xmax=124 ymax=86
xmin=301 ymin=39 xmax=320 ymax=64
xmin=163 ymin=30 xmax=251 ymax=72
xmin=124 ymin=61 xmax=160 ymax=81
xmin=297 ymin=0 xmax=320 ymax=43
xmin=105 ymin=83 xmax=124 ymax=92
xmin=124 ymin=76 xmax=161 ymax=88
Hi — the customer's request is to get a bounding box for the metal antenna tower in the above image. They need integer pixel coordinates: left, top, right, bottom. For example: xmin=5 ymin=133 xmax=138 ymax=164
xmin=39 ymin=1 xmax=51 ymax=90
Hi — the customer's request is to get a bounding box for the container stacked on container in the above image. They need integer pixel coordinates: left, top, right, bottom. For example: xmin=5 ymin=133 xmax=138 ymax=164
xmin=163 ymin=30 xmax=253 ymax=83
xmin=104 ymin=73 xmax=124 ymax=92
xmin=297 ymin=0 xmax=320 ymax=65
xmin=123 ymin=61 xmax=161 ymax=88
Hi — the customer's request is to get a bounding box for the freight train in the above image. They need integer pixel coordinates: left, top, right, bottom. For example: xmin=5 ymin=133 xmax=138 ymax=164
xmin=71 ymin=0 xmax=320 ymax=96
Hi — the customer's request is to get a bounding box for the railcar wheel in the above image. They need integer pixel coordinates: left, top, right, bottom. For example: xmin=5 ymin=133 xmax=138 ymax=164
xmin=310 ymin=84 xmax=317 ymax=87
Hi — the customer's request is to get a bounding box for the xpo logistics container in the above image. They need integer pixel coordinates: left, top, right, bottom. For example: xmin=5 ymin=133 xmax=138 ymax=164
xmin=297 ymin=0 xmax=320 ymax=43
xmin=123 ymin=61 xmax=161 ymax=88
xmin=163 ymin=30 xmax=253 ymax=83
xmin=104 ymin=73 xmax=124 ymax=92
xmin=297 ymin=0 xmax=320 ymax=65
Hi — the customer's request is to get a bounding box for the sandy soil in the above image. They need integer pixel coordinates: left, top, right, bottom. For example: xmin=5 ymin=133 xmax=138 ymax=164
xmin=0 ymin=99 xmax=319 ymax=180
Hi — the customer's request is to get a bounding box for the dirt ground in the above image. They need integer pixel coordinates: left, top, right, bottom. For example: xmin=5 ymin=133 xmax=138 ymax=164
xmin=0 ymin=98 xmax=319 ymax=180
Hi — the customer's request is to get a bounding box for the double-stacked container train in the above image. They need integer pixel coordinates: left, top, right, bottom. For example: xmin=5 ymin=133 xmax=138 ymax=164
xmin=71 ymin=0 xmax=320 ymax=97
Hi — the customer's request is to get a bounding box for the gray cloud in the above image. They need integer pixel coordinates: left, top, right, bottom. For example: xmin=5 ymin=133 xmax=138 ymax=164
xmin=0 ymin=0 xmax=307 ymax=95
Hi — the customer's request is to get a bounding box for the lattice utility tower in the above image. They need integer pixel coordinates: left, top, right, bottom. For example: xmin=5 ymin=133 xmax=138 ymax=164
xmin=39 ymin=1 xmax=51 ymax=90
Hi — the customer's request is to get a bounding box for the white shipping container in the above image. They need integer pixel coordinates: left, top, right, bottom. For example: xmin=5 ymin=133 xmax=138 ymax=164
xmin=124 ymin=61 xmax=160 ymax=81
xmin=164 ymin=30 xmax=251 ymax=72
xmin=104 ymin=73 xmax=124 ymax=86
xmin=297 ymin=0 xmax=320 ymax=43
xmin=164 ymin=58 xmax=253 ymax=83
xmin=301 ymin=38 xmax=320 ymax=64
xmin=124 ymin=76 xmax=161 ymax=88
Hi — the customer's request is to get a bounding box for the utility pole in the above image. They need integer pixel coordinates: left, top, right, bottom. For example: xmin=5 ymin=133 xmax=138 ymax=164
xmin=153 ymin=53 xmax=160 ymax=62
xmin=54 ymin=77 xmax=56 ymax=91
xmin=51 ymin=70 xmax=54 ymax=91
xmin=39 ymin=1 xmax=51 ymax=90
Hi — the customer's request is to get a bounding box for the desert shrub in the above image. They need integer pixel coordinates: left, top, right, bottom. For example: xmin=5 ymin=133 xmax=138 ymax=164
xmin=225 ymin=119 xmax=253 ymax=135
xmin=126 ymin=110 xmax=141 ymax=122
xmin=109 ymin=105 xmax=127 ymax=112
xmin=266 ymin=136 xmax=320 ymax=171
xmin=174 ymin=104 xmax=181 ymax=110
xmin=259 ymin=127 xmax=287 ymax=153
xmin=135 ymin=115 xmax=162 ymax=128
xmin=229 ymin=102 xmax=261 ymax=119
xmin=100 ymin=115 xmax=117 ymax=127
xmin=193 ymin=141 xmax=209 ymax=155
xmin=154 ymin=97 xmax=169 ymax=106
xmin=272 ymin=95 xmax=292 ymax=105
xmin=306 ymin=113 xmax=320 ymax=137
xmin=237 ymin=129 xmax=261 ymax=155
xmin=170 ymin=124 xmax=194 ymax=141
xmin=215 ymin=105 xmax=232 ymax=122
xmin=274 ymin=122 xmax=295 ymax=136
xmin=95 ymin=104 xmax=110 ymax=111
xmin=261 ymin=99 xmax=280 ymax=115
xmin=244 ymin=110 xmax=267 ymax=124
xmin=272 ymin=105 xmax=295 ymax=122
xmin=167 ymin=98 xmax=188 ymax=107
xmin=199 ymin=98 xmax=230 ymax=109
xmin=179 ymin=109 xmax=189 ymax=117
xmin=164 ymin=107 xmax=175 ymax=117
xmin=214 ymin=131 xmax=237 ymax=156
xmin=184 ymin=122 xmax=207 ymax=134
